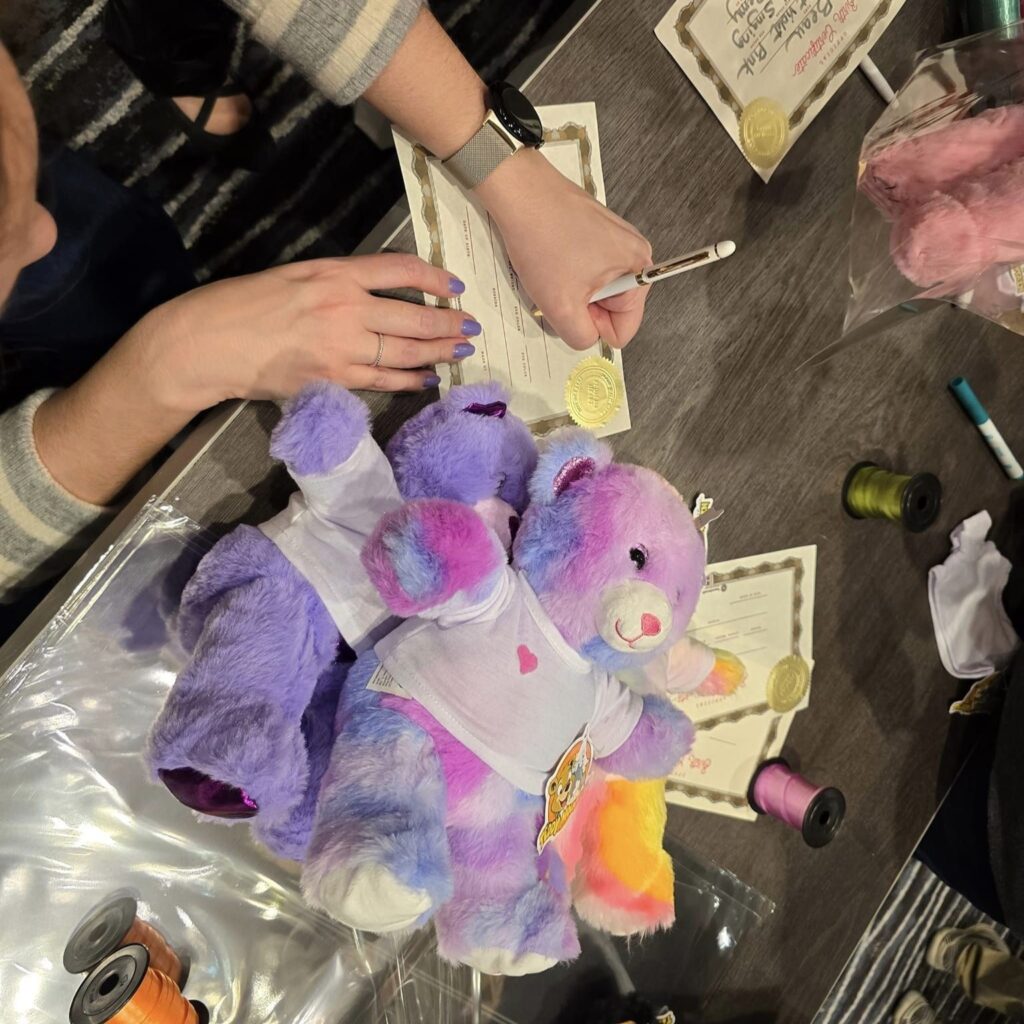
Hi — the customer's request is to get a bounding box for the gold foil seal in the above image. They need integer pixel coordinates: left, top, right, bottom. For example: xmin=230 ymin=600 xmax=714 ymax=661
xmin=739 ymin=98 xmax=790 ymax=169
xmin=766 ymin=654 xmax=810 ymax=713
xmin=565 ymin=356 xmax=623 ymax=429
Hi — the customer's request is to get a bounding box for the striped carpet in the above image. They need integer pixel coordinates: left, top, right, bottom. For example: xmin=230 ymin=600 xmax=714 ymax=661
xmin=3 ymin=0 xmax=575 ymax=283
xmin=815 ymin=860 xmax=1022 ymax=1024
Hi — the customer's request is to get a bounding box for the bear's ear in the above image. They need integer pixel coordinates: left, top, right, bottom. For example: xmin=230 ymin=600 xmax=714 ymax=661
xmin=444 ymin=381 xmax=511 ymax=419
xmin=529 ymin=427 xmax=612 ymax=505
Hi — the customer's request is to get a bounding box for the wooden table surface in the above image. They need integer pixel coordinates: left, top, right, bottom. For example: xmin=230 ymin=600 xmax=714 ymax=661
xmin=6 ymin=0 xmax=1024 ymax=1019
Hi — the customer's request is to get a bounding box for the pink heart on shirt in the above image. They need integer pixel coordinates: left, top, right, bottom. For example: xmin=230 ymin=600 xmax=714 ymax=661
xmin=517 ymin=644 xmax=538 ymax=675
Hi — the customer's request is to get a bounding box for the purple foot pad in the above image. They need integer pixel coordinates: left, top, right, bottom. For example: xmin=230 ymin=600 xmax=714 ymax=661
xmin=158 ymin=767 xmax=259 ymax=819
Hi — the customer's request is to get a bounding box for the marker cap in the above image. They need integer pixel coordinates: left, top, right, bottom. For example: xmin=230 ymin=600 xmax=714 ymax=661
xmin=949 ymin=376 xmax=988 ymax=426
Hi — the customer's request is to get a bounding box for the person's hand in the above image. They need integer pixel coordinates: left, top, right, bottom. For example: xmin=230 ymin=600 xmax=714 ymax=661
xmin=129 ymin=253 xmax=480 ymax=414
xmin=477 ymin=149 xmax=653 ymax=351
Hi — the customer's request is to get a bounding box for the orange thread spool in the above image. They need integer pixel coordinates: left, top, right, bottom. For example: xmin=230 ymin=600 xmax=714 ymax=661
xmin=64 ymin=894 xmax=185 ymax=988
xmin=70 ymin=946 xmax=204 ymax=1024
xmin=121 ymin=918 xmax=183 ymax=987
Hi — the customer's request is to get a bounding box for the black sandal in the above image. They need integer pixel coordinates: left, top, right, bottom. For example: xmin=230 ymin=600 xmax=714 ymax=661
xmin=160 ymin=81 xmax=276 ymax=172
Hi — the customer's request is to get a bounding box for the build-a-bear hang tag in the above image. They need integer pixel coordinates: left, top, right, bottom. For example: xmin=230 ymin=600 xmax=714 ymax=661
xmin=537 ymin=731 xmax=594 ymax=853
xmin=692 ymin=493 xmax=723 ymax=556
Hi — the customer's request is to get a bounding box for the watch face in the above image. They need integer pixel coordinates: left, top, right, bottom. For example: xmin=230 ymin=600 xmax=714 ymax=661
xmin=491 ymin=81 xmax=544 ymax=147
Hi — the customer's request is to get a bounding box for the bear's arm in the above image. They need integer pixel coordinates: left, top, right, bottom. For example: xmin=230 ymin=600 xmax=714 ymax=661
xmin=362 ymin=498 xmax=506 ymax=617
xmin=593 ymin=693 xmax=694 ymax=781
xmin=267 ymin=382 xmax=401 ymax=532
xmin=620 ymin=639 xmax=747 ymax=699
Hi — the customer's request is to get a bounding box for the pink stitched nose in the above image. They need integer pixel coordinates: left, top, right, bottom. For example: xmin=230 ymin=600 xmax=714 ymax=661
xmin=640 ymin=613 xmax=661 ymax=637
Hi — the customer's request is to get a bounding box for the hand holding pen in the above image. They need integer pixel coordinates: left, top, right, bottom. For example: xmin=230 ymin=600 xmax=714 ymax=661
xmin=531 ymin=239 xmax=737 ymax=320
xmin=590 ymin=240 xmax=736 ymax=301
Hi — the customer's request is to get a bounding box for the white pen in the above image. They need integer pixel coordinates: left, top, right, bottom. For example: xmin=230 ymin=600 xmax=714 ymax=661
xmin=589 ymin=240 xmax=737 ymax=303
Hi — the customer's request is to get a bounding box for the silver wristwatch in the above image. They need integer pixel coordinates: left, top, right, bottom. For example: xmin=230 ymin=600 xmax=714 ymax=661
xmin=442 ymin=81 xmax=544 ymax=191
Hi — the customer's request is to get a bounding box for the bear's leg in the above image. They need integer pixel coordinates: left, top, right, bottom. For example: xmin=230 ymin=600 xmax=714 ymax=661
xmin=301 ymin=660 xmax=453 ymax=932
xmin=149 ymin=528 xmax=340 ymax=823
xmin=252 ymin=660 xmax=347 ymax=860
xmin=432 ymin=777 xmax=580 ymax=976
xmin=567 ymin=776 xmax=675 ymax=936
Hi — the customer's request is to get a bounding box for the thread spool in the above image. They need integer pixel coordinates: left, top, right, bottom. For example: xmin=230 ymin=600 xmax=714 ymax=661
xmin=842 ymin=461 xmax=941 ymax=532
xmin=64 ymin=894 xmax=186 ymax=987
xmin=747 ymin=758 xmax=846 ymax=848
xmin=69 ymin=946 xmax=208 ymax=1024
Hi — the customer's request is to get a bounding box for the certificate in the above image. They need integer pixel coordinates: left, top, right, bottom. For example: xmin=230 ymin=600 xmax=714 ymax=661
xmin=394 ymin=103 xmax=631 ymax=437
xmin=665 ymin=545 xmax=817 ymax=821
xmin=655 ymin=0 xmax=906 ymax=181
xmin=666 ymin=708 xmax=795 ymax=821
xmin=678 ymin=545 xmax=816 ymax=726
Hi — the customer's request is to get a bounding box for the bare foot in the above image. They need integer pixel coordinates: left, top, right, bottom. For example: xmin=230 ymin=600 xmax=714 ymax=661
xmin=172 ymin=93 xmax=253 ymax=135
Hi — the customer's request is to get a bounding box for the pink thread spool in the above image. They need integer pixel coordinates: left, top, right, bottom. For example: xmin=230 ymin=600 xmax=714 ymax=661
xmin=748 ymin=758 xmax=845 ymax=848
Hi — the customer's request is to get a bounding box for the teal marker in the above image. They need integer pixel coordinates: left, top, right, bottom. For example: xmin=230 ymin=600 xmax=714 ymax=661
xmin=949 ymin=376 xmax=1023 ymax=480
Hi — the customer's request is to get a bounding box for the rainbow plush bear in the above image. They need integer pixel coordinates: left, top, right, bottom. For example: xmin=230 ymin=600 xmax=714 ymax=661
xmin=150 ymin=382 xmax=743 ymax=973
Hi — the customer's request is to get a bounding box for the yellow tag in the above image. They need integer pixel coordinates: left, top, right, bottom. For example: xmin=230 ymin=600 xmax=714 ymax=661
xmin=565 ymin=356 xmax=623 ymax=429
xmin=537 ymin=734 xmax=593 ymax=853
xmin=739 ymin=98 xmax=790 ymax=169
xmin=950 ymin=672 xmax=1005 ymax=716
xmin=766 ymin=654 xmax=811 ymax=713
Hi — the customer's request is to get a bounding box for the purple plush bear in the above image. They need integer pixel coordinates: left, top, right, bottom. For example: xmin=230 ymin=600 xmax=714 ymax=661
xmin=148 ymin=382 xmax=536 ymax=860
xmin=297 ymin=423 xmax=704 ymax=976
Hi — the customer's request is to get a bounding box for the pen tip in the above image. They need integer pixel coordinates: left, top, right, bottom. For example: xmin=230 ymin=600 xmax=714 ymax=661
xmin=716 ymin=240 xmax=737 ymax=258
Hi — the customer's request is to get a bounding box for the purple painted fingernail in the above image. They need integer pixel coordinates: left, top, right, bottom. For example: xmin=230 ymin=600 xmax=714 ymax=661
xmin=462 ymin=318 xmax=482 ymax=337
xmin=423 ymin=374 xmax=442 ymax=389
xmin=453 ymin=343 xmax=476 ymax=359
xmin=449 ymin=276 xmax=466 ymax=295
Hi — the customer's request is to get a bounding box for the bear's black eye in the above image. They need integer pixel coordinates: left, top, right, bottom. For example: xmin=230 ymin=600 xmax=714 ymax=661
xmin=629 ymin=545 xmax=648 ymax=570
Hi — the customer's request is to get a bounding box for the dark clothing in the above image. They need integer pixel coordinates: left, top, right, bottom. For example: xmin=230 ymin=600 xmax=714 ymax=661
xmin=917 ymin=546 xmax=1024 ymax=937
xmin=103 ymin=0 xmax=240 ymax=97
xmin=0 ymin=144 xmax=195 ymax=411
xmin=992 ymin=634 xmax=1024 ymax=937
xmin=917 ymin=720 xmax=1005 ymax=926
xmin=0 ymin=145 xmax=195 ymax=644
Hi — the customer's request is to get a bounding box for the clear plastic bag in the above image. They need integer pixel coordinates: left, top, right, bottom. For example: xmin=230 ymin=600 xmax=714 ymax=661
xmin=0 ymin=498 xmax=771 ymax=1023
xmin=845 ymin=23 xmax=1024 ymax=344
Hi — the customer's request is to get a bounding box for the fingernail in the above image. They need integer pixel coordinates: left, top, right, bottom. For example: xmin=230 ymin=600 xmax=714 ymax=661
xmin=449 ymin=276 xmax=466 ymax=295
xmin=462 ymin=318 xmax=482 ymax=337
xmin=453 ymin=342 xmax=476 ymax=359
xmin=423 ymin=374 xmax=441 ymax=389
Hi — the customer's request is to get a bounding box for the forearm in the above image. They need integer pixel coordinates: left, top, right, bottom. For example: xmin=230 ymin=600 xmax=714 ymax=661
xmin=33 ymin=325 xmax=194 ymax=507
xmin=363 ymin=7 xmax=486 ymax=160
xmin=362 ymin=9 xmax=544 ymax=221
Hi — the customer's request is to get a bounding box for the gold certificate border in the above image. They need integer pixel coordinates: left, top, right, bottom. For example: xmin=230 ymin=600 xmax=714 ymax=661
xmin=666 ymin=714 xmax=782 ymax=809
xmin=681 ymin=556 xmax=808 ymax=726
xmin=674 ymin=0 xmax=896 ymax=133
xmin=704 ymin=556 xmax=806 ymax=657
xmin=408 ymin=125 xmax=613 ymax=414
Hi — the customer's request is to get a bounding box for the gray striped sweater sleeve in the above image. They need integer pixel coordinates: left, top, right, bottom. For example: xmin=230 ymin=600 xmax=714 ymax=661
xmin=0 ymin=390 xmax=113 ymax=604
xmin=225 ymin=0 xmax=425 ymax=106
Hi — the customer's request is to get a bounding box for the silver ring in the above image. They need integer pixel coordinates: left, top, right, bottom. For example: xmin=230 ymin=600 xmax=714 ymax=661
xmin=372 ymin=332 xmax=385 ymax=368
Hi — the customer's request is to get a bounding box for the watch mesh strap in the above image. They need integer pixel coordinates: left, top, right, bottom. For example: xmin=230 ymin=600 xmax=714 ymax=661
xmin=443 ymin=120 xmax=517 ymax=191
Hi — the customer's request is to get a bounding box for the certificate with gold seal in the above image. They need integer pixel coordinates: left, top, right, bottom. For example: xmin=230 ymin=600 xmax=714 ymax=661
xmin=393 ymin=103 xmax=631 ymax=438
xmin=665 ymin=545 xmax=817 ymax=821
xmin=655 ymin=0 xmax=906 ymax=181
xmin=676 ymin=545 xmax=817 ymax=726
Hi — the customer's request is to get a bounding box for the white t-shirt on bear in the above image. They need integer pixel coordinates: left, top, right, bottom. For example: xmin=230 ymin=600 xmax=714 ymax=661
xmin=260 ymin=434 xmax=400 ymax=653
xmin=374 ymin=566 xmax=643 ymax=795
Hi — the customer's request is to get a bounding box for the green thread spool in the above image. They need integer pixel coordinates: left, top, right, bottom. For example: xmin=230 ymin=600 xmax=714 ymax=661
xmin=842 ymin=462 xmax=942 ymax=532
